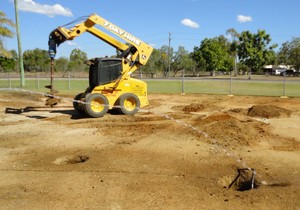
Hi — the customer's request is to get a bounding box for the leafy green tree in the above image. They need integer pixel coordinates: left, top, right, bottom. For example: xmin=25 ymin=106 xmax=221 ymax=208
xmin=237 ymin=30 xmax=277 ymax=77
xmin=55 ymin=57 xmax=69 ymax=76
xmin=0 ymin=57 xmax=14 ymax=71
xmin=226 ymin=28 xmax=239 ymax=76
xmin=172 ymin=46 xmax=196 ymax=76
xmin=192 ymin=36 xmax=233 ymax=76
xmin=191 ymin=46 xmax=206 ymax=73
xmin=23 ymin=48 xmax=49 ymax=72
xmin=277 ymin=37 xmax=300 ymax=70
xmin=68 ymin=48 xmax=88 ymax=71
xmin=159 ymin=45 xmax=173 ymax=77
xmin=0 ymin=49 xmax=17 ymax=72
xmin=140 ymin=48 xmax=163 ymax=77
xmin=0 ymin=11 xmax=15 ymax=58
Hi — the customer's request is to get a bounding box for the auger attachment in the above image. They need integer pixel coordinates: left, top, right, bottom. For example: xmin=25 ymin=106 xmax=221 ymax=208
xmin=45 ymin=43 xmax=60 ymax=107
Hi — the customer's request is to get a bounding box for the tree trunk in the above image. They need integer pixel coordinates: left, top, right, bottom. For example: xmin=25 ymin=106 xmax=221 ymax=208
xmin=210 ymin=70 xmax=216 ymax=77
xmin=248 ymin=69 xmax=252 ymax=80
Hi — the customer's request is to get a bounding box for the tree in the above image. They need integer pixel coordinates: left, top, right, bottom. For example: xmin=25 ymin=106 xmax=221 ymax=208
xmin=23 ymin=48 xmax=49 ymax=72
xmin=0 ymin=49 xmax=17 ymax=72
xmin=277 ymin=42 xmax=289 ymax=65
xmin=55 ymin=57 xmax=69 ymax=76
xmin=172 ymin=46 xmax=196 ymax=76
xmin=68 ymin=48 xmax=88 ymax=71
xmin=226 ymin=28 xmax=239 ymax=76
xmin=159 ymin=45 xmax=173 ymax=77
xmin=140 ymin=48 xmax=163 ymax=78
xmin=192 ymin=36 xmax=233 ymax=76
xmin=277 ymin=37 xmax=300 ymax=70
xmin=237 ymin=30 xmax=277 ymax=78
xmin=0 ymin=11 xmax=15 ymax=58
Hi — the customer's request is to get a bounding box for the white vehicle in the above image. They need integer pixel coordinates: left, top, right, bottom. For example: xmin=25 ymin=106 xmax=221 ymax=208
xmin=273 ymin=68 xmax=287 ymax=75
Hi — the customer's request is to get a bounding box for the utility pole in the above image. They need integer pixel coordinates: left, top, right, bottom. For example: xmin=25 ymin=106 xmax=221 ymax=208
xmin=14 ymin=0 xmax=25 ymax=87
xmin=168 ymin=32 xmax=172 ymax=77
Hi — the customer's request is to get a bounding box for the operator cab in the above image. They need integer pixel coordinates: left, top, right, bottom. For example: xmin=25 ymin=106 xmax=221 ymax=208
xmin=86 ymin=58 xmax=122 ymax=89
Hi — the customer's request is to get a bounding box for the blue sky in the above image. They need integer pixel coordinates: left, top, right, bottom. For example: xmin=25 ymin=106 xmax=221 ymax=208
xmin=2 ymin=0 xmax=300 ymax=59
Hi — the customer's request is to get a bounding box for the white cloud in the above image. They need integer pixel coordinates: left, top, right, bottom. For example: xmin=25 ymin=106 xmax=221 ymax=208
xmin=17 ymin=0 xmax=73 ymax=17
xmin=181 ymin=18 xmax=199 ymax=29
xmin=149 ymin=43 xmax=156 ymax=48
xmin=66 ymin=41 xmax=77 ymax=46
xmin=237 ymin=15 xmax=253 ymax=23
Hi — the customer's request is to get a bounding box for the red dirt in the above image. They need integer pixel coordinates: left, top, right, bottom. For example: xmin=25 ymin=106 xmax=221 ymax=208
xmin=0 ymin=91 xmax=299 ymax=209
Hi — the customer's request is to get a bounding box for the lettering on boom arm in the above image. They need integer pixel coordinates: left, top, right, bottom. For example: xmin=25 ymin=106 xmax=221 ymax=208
xmin=103 ymin=21 xmax=141 ymax=46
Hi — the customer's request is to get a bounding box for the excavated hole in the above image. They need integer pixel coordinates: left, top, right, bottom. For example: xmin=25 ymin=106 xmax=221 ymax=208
xmin=67 ymin=155 xmax=89 ymax=164
xmin=228 ymin=169 xmax=259 ymax=191
xmin=52 ymin=155 xmax=89 ymax=165
xmin=236 ymin=180 xmax=259 ymax=191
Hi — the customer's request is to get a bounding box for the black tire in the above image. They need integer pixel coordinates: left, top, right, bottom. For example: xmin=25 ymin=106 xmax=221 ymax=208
xmin=118 ymin=93 xmax=140 ymax=115
xmin=73 ymin=93 xmax=85 ymax=114
xmin=84 ymin=93 xmax=109 ymax=118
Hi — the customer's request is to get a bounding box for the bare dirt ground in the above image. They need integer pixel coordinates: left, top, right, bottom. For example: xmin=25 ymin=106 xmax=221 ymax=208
xmin=0 ymin=91 xmax=299 ymax=210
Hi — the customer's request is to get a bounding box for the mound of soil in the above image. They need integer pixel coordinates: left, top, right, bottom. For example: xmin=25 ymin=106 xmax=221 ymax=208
xmin=181 ymin=101 xmax=215 ymax=113
xmin=182 ymin=103 xmax=206 ymax=112
xmin=248 ymin=105 xmax=291 ymax=118
xmin=194 ymin=113 xmax=268 ymax=147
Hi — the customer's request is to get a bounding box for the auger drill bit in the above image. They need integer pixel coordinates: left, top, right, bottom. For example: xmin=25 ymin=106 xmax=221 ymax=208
xmin=45 ymin=55 xmax=60 ymax=107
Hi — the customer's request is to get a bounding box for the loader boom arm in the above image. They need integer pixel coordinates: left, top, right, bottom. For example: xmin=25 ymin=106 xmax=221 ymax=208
xmin=48 ymin=14 xmax=153 ymax=67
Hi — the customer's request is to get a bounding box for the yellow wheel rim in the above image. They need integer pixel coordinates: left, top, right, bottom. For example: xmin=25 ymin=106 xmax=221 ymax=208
xmin=91 ymin=98 xmax=105 ymax=112
xmin=124 ymin=98 xmax=136 ymax=111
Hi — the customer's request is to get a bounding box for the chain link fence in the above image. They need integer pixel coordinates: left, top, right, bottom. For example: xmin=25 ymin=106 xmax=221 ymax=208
xmin=0 ymin=72 xmax=300 ymax=97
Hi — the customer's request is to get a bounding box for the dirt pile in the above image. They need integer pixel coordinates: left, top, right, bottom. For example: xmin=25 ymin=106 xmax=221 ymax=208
xmin=182 ymin=103 xmax=207 ymax=112
xmin=193 ymin=113 xmax=268 ymax=147
xmin=247 ymin=105 xmax=291 ymax=118
xmin=180 ymin=101 xmax=219 ymax=113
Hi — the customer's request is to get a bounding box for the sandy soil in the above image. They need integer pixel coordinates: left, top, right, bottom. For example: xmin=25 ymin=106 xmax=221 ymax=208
xmin=0 ymin=91 xmax=299 ymax=210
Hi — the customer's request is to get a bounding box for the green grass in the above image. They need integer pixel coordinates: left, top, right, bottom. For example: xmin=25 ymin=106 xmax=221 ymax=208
xmin=1 ymin=78 xmax=299 ymax=97
xmin=0 ymin=79 xmax=88 ymax=94
xmin=146 ymin=80 xmax=300 ymax=97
